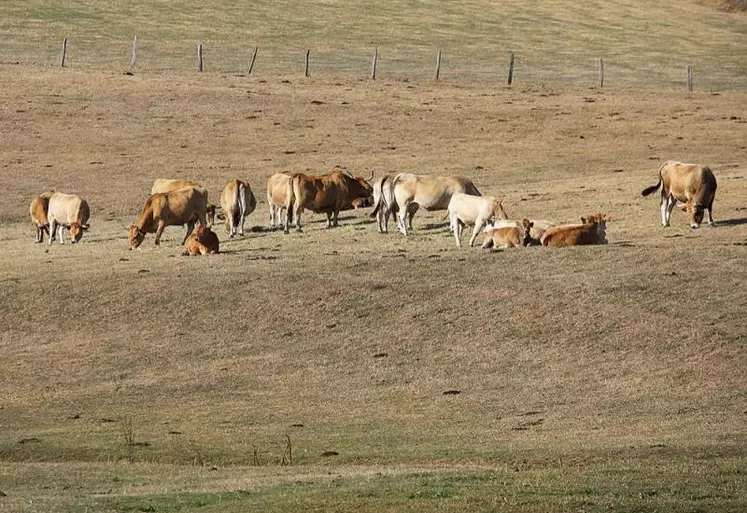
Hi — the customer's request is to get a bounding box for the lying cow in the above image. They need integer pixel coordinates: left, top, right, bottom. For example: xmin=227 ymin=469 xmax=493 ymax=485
xmin=266 ymin=173 xmax=292 ymax=229
xmin=129 ymin=187 xmax=208 ymax=248
xmin=47 ymin=192 xmax=90 ymax=245
xmin=488 ymin=218 xmax=556 ymax=246
xmin=392 ymin=173 xmax=481 ymax=235
xmin=284 ymin=168 xmax=373 ymax=233
xmin=447 ymin=193 xmax=508 ymax=247
xmin=369 ymin=174 xmax=398 ymax=233
xmin=540 ymin=213 xmax=610 ymax=247
xmin=29 ymin=191 xmax=55 ymax=243
xmin=183 ymin=224 xmax=220 ymax=256
xmin=220 ymin=179 xmax=257 ymax=238
xmin=641 ymin=160 xmax=716 ymax=228
xmin=481 ymin=219 xmax=533 ymax=249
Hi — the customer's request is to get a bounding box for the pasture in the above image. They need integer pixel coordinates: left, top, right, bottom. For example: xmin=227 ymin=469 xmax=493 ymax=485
xmin=1 ymin=1 xmax=747 ymax=512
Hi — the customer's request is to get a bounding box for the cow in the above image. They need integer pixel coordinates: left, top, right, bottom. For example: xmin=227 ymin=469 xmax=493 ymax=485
xmin=481 ymin=219 xmax=534 ymax=249
xmin=284 ymin=169 xmax=373 ymax=233
xmin=182 ymin=224 xmax=220 ymax=256
xmin=487 ymin=218 xmax=556 ymax=246
xmin=369 ymin=174 xmax=398 ymax=233
xmin=151 ymin=178 xmax=213 ymax=227
xmin=266 ymin=173 xmax=292 ymax=229
xmin=129 ymin=187 xmax=208 ymax=249
xmin=29 ymin=191 xmax=55 ymax=243
xmin=540 ymin=213 xmax=610 ymax=248
xmin=219 ymin=179 xmax=257 ymax=238
xmin=447 ymin=193 xmax=508 ymax=247
xmin=641 ymin=161 xmax=717 ymax=228
xmin=391 ymin=173 xmax=481 ymax=235
xmin=46 ymin=192 xmax=90 ymax=245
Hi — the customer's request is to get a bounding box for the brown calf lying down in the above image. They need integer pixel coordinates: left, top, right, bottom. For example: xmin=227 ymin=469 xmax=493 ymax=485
xmin=540 ymin=213 xmax=610 ymax=247
xmin=183 ymin=225 xmax=220 ymax=256
xmin=481 ymin=219 xmax=533 ymax=249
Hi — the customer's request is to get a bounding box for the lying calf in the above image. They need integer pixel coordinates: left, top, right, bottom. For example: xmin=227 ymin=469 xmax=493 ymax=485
xmin=481 ymin=218 xmax=533 ymax=249
xmin=182 ymin=225 xmax=220 ymax=256
xmin=540 ymin=213 xmax=610 ymax=247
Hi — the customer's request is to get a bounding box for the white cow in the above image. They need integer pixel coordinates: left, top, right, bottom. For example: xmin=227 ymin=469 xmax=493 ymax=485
xmin=47 ymin=192 xmax=90 ymax=244
xmin=447 ymin=193 xmax=508 ymax=247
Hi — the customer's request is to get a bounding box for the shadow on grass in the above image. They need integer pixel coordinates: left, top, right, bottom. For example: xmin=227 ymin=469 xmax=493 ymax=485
xmin=713 ymin=217 xmax=747 ymax=227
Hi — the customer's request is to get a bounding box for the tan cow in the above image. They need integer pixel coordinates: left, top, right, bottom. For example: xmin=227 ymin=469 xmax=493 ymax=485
xmin=284 ymin=169 xmax=373 ymax=233
xmin=182 ymin=224 xmax=220 ymax=256
xmin=47 ymin=192 xmax=90 ymax=245
xmin=369 ymin=174 xmax=398 ymax=233
xmin=129 ymin=187 xmax=208 ymax=248
xmin=488 ymin=218 xmax=556 ymax=246
xmin=481 ymin=219 xmax=534 ymax=249
xmin=446 ymin=193 xmax=508 ymax=247
xmin=151 ymin=178 xmax=213 ymax=226
xmin=29 ymin=191 xmax=55 ymax=243
xmin=266 ymin=173 xmax=292 ymax=229
xmin=540 ymin=213 xmax=610 ymax=247
xmin=220 ymin=179 xmax=257 ymax=238
xmin=391 ymin=173 xmax=481 ymax=235
xmin=641 ymin=161 xmax=717 ymax=228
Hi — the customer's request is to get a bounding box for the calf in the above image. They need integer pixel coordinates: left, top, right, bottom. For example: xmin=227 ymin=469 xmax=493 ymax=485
xmin=182 ymin=225 xmax=220 ymax=255
xmin=540 ymin=213 xmax=610 ymax=247
xmin=447 ymin=193 xmax=508 ymax=247
xmin=481 ymin=219 xmax=533 ymax=249
xmin=47 ymin=192 xmax=90 ymax=244
xmin=29 ymin=191 xmax=55 ymax=243
xmin=641 ymin=161 xmax=716 ymax=228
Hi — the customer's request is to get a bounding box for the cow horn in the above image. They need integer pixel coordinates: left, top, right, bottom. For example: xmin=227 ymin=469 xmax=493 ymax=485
xmin=367 ymin=170 xmax=374 ymax=182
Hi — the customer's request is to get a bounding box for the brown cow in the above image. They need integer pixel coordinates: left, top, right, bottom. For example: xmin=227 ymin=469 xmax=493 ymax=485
xmin=151 ymin=178 xmax=214 ymax=226
xmin=266 ymin=173 xmax=292 ymax=229
xmin=29 ymin=191 xmax=55 ymax=243
xmin=47 ymin=192 xmax=91 ymax=245
xmin=284 ymin=169 xmax=373 ymax=233
xmin=391 ymin=173 xmax=481 ymax=235
xmin=481 ymin=219 xmax=533 ymax=249
xmin=641 ymin=161 xmax=717 ymax=228
xmin=540 ymin=213 xmax=610 ymax=248
xmin=182 ymin=224 xmax=220 ymax=255
xmin=220 ymin=179 xmax=257 ymax=238
xmin=129 ymin=187 xmax=208 ymax=248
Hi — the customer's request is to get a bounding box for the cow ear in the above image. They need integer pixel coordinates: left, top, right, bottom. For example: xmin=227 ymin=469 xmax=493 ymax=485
xmin=82 ymin=224 xmax=90 ymax=231
xmin=580 ymin=217 xmax=587 ymax=224
xmin=528 ymin=221 xmax=534 ymax=228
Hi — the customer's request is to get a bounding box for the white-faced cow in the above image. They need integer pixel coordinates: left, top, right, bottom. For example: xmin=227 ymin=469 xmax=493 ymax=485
xmin=391 ymin=173 xmax=481 ymax=235
xmin=641 ymin=161 xmax=717 ymax=228
xmin=284 ymin=169 xmax=373 ymax=233
xmin=540 ymin=213 xmax=610 ymax=248
xmin=29 ymin=191 xmax=55 ymax=243
xmin=47 ymin=192 xmax=90 ymax=245
xmin=219 ymin=179 xmax=257 ymax=238
xmin=447 ymin=193 xmax=508 ymax=247
xmin=129 ymin=187 xmax=208 ymax=248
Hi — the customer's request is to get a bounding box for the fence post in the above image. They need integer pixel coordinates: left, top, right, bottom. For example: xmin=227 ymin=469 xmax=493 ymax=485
xmin=599 ymin=58 xmax=604 ymax=88
xmin=129 ymin=36 xmax=139 ymax=70
xmin=686 ymin=65 xmax=693 ymax=92
xmin=507 ymin=52 xmax=515 ymax=85
xmin=248 ymin=46 xmax=258 ymax=75
xmin=304 ymin=49 xmax=310 ymax=77
xmin=60 ymin=38 xmax=68 ymax=67
xmin=371 ymin=47 xmax=378 ymax=80
xmin=197 ymin=42 xmax=204 ymax=72
xmin=435 ymin=49 xmax=442 ymax=80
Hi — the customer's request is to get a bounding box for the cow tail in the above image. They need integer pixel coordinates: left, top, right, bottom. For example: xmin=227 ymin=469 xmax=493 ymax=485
xmin=285 ymin=175 xmax=297 ymax=228
xmin=236 ymin=182 xmax=246 ymax=228
xmin=641 ymin=163 xmax=667 ymax=197
xmin=370 ymin=176 xmax=384 ymax=218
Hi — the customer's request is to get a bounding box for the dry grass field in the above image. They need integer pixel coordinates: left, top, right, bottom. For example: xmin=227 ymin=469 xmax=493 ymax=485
xmin=1 ymin=2 xmax=747 ymax=512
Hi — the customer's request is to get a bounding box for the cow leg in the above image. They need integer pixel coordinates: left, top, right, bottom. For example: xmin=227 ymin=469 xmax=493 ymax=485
xmin=57 ymin=224 xmax=65 ymax=245
xmin=332 ymin=209 xmax=340 ymax=228
xmin=239 ymin=212 xmax=246 ymax=236
xmin=707 ymin=200 xmax=715 ymax=226
xmin=294 ymin=205 xmax=303 ymax=233
xmin=48 ymin=220 xmax=57 ymax=245
xmin=469 ymin=220 xmax=484 ymax=247
xmin=660 ymin=193 xmax=671 ymax=226
xmin=665 ymin=196 xmax=678 ymax=227
xmin=35 ymin=225 xmax=43 ymax=243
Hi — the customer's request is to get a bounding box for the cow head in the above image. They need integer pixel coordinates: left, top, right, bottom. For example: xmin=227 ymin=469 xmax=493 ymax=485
xmin=206 ymin=203 xmax=217 ymax=227
xmin=69 ymin=222 xmax=88 ymax=243
xmin=128 ymin=225 xmax=146 ymax=249
xmin=492 ymin=200 xmax=508 ymax=221
xmin=346 ymin=171 xmax=374 ymax=207
xmin=519 ymin=218 xmax=534 ymax=246
xmin=687 ymin=203 xmax=705 ymax=228
xmin=582 ymin=213 xmax=610 ymax=242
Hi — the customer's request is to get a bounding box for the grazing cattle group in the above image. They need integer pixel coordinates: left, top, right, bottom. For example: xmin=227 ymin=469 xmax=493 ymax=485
xmin=28 ymin=160 xmax=719 ymax=253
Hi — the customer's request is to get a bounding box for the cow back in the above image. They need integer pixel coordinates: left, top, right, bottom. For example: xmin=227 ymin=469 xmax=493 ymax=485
xmin=151 ymin=178 xmax=203 ymax=195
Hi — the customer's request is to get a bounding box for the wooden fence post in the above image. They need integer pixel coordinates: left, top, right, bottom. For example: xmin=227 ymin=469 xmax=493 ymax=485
xmin=60 ymin=38 xmax=68 ymax=67
xmin=435 ymin=49 xmax=442 ymax=80
xmin=129 ymin=36 xmax=139 ymax=70
xmin=197 ymin=42 xmax=204 ymax=72
xmin=371 ymin=47 xmax=378 ymax=80
xmin=507 ymin=52 xmax=515 ymax=85
xmin=687 ymin=65 xmax=693 ymax=92
xmin=304 ymin=49 xmax=310 ymax=77
xmin=599 ymin=58 xmax=605 ymax=88
xmin=248 ymin=46 xmax=258 ymax=75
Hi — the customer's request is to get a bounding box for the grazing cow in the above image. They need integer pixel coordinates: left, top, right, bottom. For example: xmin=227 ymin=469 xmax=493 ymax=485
xmin=266 ymin=173 xmax=292 ymax=229
xmin=46 ymin=192 xmax=90 ymax=245
xmin=29 ymin=191 xmax=55 ymax=243
xmin=284 ymin=169 xmax=373 ymax=233
xmin=447 ymin=193 xmax=508 ymax=247
xmin=641 ymin=161 xmax=717 ymax=228
xmin=182 ymin=224 xmax=220 ymax=256
xmin=220 ymin=179 xmax=257 ymax=238
xmin=540 ymin=213 xmax=610 ymax=247
xmin=391 ymin=173 xmax=481 ymax=235
xmin=369 ymin=174 xmax=398 ymax=233
xmin=481 ymin=219 xmax=534 ymax=249
xmin=129 ymin=187 xmax=208 ymax=248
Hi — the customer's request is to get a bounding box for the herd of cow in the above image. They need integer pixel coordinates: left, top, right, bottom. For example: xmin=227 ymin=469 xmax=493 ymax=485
xmin=28 ymin=160 xmax=717 ymax=253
